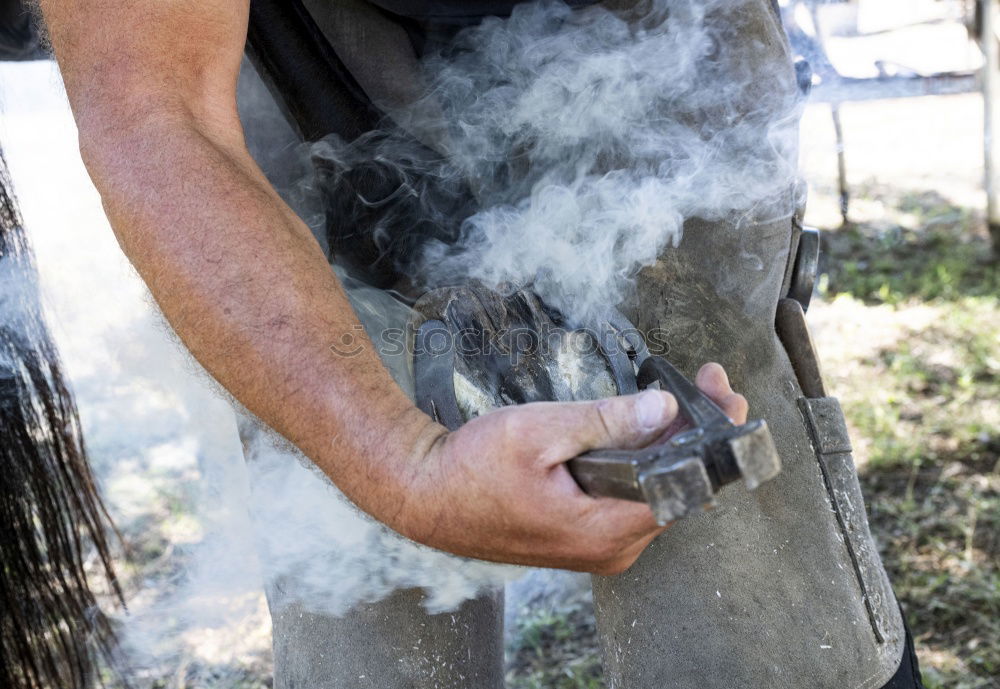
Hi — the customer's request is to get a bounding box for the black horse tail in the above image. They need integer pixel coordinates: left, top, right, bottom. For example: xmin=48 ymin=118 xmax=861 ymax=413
xmin=0 ymin=145 xmax=125 ymax=687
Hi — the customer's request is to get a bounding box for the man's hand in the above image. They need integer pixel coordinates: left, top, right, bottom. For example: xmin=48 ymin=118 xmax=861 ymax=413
xmin=389 ymin=363 xmax=747 ymax=575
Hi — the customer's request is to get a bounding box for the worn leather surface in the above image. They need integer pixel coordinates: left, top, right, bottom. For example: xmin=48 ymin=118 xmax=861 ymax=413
xmin=591 ymin=215 xmax=905 ymax=689
xmin=587 ymin=2 xmax=905 ymax=685
xmin=801 ymin=397 xmax=900 ymax=646
xmin=269 ymin=589 xmax=504 ymax=689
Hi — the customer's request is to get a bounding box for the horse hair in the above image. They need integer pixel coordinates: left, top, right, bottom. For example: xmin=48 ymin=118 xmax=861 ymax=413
xmin=0 ymin=149 xmax=126 ymax=688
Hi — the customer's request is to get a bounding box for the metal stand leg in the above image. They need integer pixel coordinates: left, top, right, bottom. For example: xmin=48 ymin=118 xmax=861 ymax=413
xmin=983 ymin=0 xmax=1000 ymax=255
xmin=831 ymin=103 xmax=849 ymax=225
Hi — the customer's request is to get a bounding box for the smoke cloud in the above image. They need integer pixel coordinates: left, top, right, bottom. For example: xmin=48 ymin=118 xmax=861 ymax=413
xmin=242 ymin=420 xmax=523 ymax=615
xmin=419 ymin=0 xmax=800 ymax=322
xmin=317 ymin=0 xmax=802 ymax=322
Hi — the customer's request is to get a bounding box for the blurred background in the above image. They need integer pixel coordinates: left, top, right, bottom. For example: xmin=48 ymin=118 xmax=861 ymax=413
xmin=0 ymin=0 xmax=997 ymax=688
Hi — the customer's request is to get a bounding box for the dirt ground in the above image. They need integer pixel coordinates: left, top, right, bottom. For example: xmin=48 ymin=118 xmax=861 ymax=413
xmin=801 ymin=93 xmax=998 ymax=689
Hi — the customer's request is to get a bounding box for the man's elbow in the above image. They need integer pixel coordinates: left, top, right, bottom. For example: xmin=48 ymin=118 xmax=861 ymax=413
xmin=74 ymin=88 xmax=190 ymax=182
xmin=73 ymin=79 xmax=239 ymax=190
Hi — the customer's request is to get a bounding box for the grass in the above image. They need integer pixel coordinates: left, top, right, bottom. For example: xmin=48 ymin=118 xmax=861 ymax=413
xmin=821 ymin=189 xmax=999 ymax=305
xmin=867 ymin=467 xmax=1000 ymax=689
xmin=838 ymin=300 xmax=999 ymax=473
xmin=816 ymin=187 xmax=999 ymax=689
xmin=507 ymin=607 xmax=603 ymax=689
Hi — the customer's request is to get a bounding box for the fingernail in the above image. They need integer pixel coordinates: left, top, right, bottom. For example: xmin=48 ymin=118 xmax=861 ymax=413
xmin=635 ymin=390 xmax=667 ymax=431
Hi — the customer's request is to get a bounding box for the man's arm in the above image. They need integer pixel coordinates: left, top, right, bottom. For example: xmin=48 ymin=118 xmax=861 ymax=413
xmin=39 ymin=0 xmax=745 ymax=573
xmin=40 ymin=0 xmax=437 ymax=516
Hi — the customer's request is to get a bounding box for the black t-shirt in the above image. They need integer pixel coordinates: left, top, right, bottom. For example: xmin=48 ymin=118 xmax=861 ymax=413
xmin=0 ymin=0 xmax=44 ymax=61
xmin=366 ymin=0 xmax=599 ymax=24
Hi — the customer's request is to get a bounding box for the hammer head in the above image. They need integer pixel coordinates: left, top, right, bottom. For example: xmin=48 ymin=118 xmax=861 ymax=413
xmin=726 ymin=419 xmax=782 ymax=491
xmin=634 ymin=418 xmax=782 ymax=525
xmin=639 ymin=455 xmax=716 ymax=525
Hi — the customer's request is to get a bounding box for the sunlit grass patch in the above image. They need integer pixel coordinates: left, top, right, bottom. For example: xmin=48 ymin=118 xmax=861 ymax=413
xmin=821 ymin=203 xmax=998 ymax=306
xmin=837 ymin=298 xmax=999 ymax=472
xmin=507 ymin=607 xmax=603 ymax=689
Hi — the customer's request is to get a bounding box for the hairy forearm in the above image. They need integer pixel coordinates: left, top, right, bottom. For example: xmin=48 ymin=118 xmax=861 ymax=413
xmin=82 ymin=110 xmax=441 ymax=511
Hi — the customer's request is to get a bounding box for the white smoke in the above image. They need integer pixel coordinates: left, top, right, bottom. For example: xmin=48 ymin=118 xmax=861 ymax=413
xmin=382 ymin=0 xmax=802 ymax=321
xmin=242 ymin=420 xmax=523 ymax=615
xmin=235 ymin=263 xmax=524 ymax=618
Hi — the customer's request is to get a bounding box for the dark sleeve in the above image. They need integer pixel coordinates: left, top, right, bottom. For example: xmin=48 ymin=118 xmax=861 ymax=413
xmin=0 ymin=0 xmax=45 ymax=61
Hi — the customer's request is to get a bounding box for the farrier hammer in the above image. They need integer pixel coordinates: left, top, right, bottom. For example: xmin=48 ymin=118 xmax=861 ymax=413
xmin=566 ymin=356 xmax=780 ymax=525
